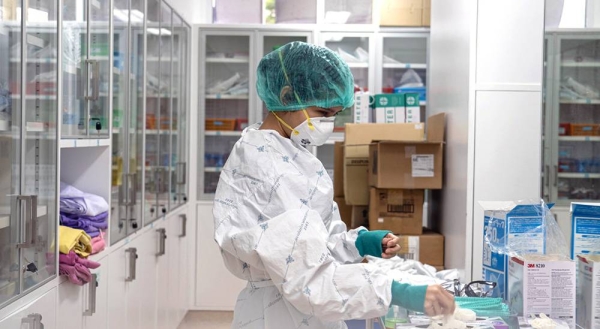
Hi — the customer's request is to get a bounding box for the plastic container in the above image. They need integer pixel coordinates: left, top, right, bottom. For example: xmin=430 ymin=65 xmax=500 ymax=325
xmin=393 ymin=86 xmax=426 ymax=102
xmin=206 ymin=118 xmax=236 ymax=131
xmin=384 ymin=305 xmax=409 ymax=329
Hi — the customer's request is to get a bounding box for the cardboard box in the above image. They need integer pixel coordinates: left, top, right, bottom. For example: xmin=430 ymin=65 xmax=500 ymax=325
xmin=354 ymin=92 xmax=371 ymax=123
xmin=351 ymin=206 xmax=369 ymax=229
xmin=396 ymin=231 xmax=444 ymax=266
xmin=334 ymin=142 xmax=344 ymax=198
xmin=335 ymin=196 xmax=352 ymax=229
xmin=344 ymin=121 xmax=425 ymax=205
xmin=372 ymin=94 xmax=405 ymax=123
xmin=508 ymin=255 xmax=576 ymax=328
xmin=380 ymin=0 xmax=423 ymax=27
xmin=369 ymin=113 xmax=445 ymax=189
xmin=480 ymin=201 xmax=553 ymax=299
xmin=405 ymin=93 xmax=421 ymax=123
xmin=422 ymin=0 xmax=431 ymax=26
xmin=570 ymin=203 xmax=600 ymax=259
xmin=577 ymin=255 xmax=600 ymax=329
xmin=369 ymin=188 xmax=424 ymax=235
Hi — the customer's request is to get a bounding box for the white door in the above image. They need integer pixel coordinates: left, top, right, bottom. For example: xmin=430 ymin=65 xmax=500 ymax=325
xmin=135 ymin=228 xmax=158 ymax=329
xmin=0 ymin=288 xmax=57 ymax=329
xmin=168 ymin=214 xmax=183 ymax=327
xmin=107 ymin=243 xmax=133 ymax=329
xmin=57 ymin=281 xmax=83 ymax=329
xmin=84 ymin=257 xmax=109 ymax=329
xmin=177 ymin=212 xmax=190 ymax=323
xmin=155 ymin=221 xmax=170 ymax=329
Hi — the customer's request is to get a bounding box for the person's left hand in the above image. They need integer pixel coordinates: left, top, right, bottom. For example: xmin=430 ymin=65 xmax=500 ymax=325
xmin=381 ymin=233 xmax=401 ymax=259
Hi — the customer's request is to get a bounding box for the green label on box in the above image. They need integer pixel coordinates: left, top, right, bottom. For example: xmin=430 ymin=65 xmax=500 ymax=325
xmin=372 ymin=94 xmax=405 ymax=108
xmin=405 ymin=93 xmax=420 ymax=107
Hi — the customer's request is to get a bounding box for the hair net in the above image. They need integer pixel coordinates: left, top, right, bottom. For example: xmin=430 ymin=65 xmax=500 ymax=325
xmin=256 ymin=41 xmax=355 ymax=112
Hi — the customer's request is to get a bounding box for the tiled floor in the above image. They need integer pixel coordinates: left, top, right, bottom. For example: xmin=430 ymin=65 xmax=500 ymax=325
xmin=177 ymin=311 xmax=381 ymax=329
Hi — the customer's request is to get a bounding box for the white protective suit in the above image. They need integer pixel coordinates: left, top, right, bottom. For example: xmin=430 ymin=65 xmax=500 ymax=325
xmin=213 ymin=124 xmax=394 ymax=328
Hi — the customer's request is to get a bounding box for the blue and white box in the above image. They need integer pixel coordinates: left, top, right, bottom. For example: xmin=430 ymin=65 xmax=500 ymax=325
xmin=480 ymin=201 xmax=552 ymax=300
xmin=571 ymin=203 xmax=600 ymax=259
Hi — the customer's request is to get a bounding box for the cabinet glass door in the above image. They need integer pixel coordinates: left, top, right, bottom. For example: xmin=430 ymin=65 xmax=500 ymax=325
xmin=324 ymin=0 xmax=373 ymax=24
xmin=130 ymin=0 xmax=145 ymax=232
xmin=0 ymin=0 xmax=23 ymax=306
xmin=173 ymin=18 xmax=188 ymax=207
xmin=22 ymin=0 xmax=58 ymax=293
xmin=88 ymin=0 xmax=110 ymax=136
xmin=322 ymin=34 xmax=370 ymax=131
xmin=157 ymin=2 xmax=172 ymax=215
xmin=169 ymin=13 xmax=181 ymax=209
xmin=199 ymin=32 xmax=251 ymax=198
xmin=61 ymin=0 xmax=87 ymax=137
xmin=111 ymin=0 xmax=129 ymax=244
xmin=258 ymin=33 xmax=310 ymax=120
xmin=145 ymin=0 xmax=160 ymax=222
xmin=381 ymin=35 xmax=428 ymax=112
xmin=554 ymin=35 xmax=600 ymax=203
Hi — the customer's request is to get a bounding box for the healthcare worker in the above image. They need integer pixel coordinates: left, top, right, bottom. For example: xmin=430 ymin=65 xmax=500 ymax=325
xmin=213 ymin=41 xmax=455 ymax=329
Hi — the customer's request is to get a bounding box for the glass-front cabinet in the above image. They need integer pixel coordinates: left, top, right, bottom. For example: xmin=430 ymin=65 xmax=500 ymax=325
xmin=545 ymin=31 xmax=600 ymax=205
xmin=321 ymin=33 xmax=373 ymax=132
xmin=173 ymin=19 xmax=190 ymax=207
xmin=198 ymin=31 xmax=253 ymax=198
xmin=0 ymin=0 xmax=58 ymax=308
xmin=62 ymin=0 xmax=111 ymax=138
xmin=110 ymin=0 xmax=145 ymax=244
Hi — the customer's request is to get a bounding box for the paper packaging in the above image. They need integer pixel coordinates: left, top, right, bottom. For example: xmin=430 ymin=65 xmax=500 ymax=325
xmin=344 ymin=122 xmax=425 ymax=206
xmin=369 ymin=113 xmax=445 ymax=189
xmin=577 ymin=255 xmax=600 ymax=329
xmin=508 ymin=255 xmax=576 ymax=328
xmin=369 ymin=188 xmax=424 ymax=235
xmin=479 ymin=202 xmax=553 ymax=299
xmin=396 ymin=231 xmax=444 ymax=266
xmin=371 ymin=94 xmax=405 ymax=123
xmin=353 ymin=92 xmax=371 ymax=124
xmin=334 ymin=196 xmax=352 ymax=229
xmin=405 ymin=93 xmax=421 ymax=123
xmin=380 ymin=0 xmax=424 ymax=27
xmin=334 ymin=142 xmax=344 ymax=198
xmin=570 ymin=203 xmax=600 ymax=259
xmin=422 ymin=0 xmax=431 ymax=26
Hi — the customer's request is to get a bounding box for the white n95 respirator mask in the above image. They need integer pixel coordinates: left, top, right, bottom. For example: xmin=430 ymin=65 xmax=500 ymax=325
xmin=274 ymin=110 xmax=335 ymax=147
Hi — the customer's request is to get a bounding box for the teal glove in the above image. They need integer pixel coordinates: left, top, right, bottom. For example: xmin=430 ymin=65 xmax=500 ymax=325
xmin=391 ymin=281 xmax=428 ymax=313
xmin=355 ymin=229 xmax=390 ymax=257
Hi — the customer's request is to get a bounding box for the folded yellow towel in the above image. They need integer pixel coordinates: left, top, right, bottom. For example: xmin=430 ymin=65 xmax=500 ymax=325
xmin=59 ymin=226 xmax=92 ymax=258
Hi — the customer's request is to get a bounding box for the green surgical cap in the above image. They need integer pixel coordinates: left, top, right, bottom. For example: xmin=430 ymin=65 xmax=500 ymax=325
xmin=256 ymin=41 xmax=355 ymax=112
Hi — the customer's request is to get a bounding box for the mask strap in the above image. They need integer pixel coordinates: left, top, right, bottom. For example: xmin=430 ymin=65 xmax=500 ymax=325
xmin=277 ymin=50 xmax=315 ymax=131
xmin=272 ymin=112 xmax=299 ymax=136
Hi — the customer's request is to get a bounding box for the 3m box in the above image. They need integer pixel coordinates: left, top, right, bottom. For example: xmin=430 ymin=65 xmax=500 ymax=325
xmin=480 ymin=202 xmax=552 ymax=299
xmin=577 ymin=255 xmax=600 ymax=329
xmin=369 ymin=113 xmax=445 ymax=189
xmin=369 ymin=188 xmax=424 ymax=235
xmin=405 ymin=93 xmax=421 ymax=123
xmin=371 ymin=94 xmax=405 ymax=123
xmin=570 ymin=203 xmax=600 ymax=259
xmin=354 ymin=92 xmax=371 ymax=124
xmin=508 ymin=256 xmax=576 ymax=328
xmin=396 ymin=231 xmax=444 ymax=267
xmin=344 ymin=122 xmax=424 ymax=206
xmin=334 ymin=142 xmax=344 ymax=198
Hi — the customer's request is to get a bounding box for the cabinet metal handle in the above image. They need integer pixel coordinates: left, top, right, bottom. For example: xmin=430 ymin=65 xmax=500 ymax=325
xmin=84 ymin=59 xmax=98 ymax=101
xmin=17 ymin=195 xmax=37 ymax=248
xmin=544 ymin=165 xmax=549 ymax=189
xmin=156 ymin=228 xmax=166 ymax=256
xmin=553 ymin=164 xmax=558 ymax=187
xmin=129 ymin=173 xmax=137 ymax=206
xmin=22 ymin=313 xmax=42 ymax=329
xmin=125 ymin=248 xmax=137 ymax=282
xmin=83 ymin=273 xmax=98 ymax=316
xmin=179 ymin=214 xmax=187 ymax=238
xmin=176 ymin=162 xmax=187 ymax=185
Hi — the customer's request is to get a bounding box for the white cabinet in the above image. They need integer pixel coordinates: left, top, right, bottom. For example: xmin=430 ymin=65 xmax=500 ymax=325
xmin=0 ymin=288 xmax=57 ymax=329
xmin=168 ymin=213 xmax=188 ymax=326
xmin=57 ymin=282 xmax=83 ymax=329
xmin=107 ymin=241 xmax=138 ymax=329
xmin=155 ymin=221 xmax=170 ymax=329
xmin=136 ymin=230 xmax=158 ymax=329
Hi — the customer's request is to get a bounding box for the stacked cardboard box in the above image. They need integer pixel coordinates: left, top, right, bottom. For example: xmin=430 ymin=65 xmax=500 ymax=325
xmin=380 ymin=0 xmax=431 ymax=27
xmin=337 ymin=113 xmax=446 ymax=268
xmin=371 ymin=93 xmax=422 ymax=124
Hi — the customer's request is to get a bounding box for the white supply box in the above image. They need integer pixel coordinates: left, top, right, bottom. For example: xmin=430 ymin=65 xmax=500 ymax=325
xmin=570 ymin=203 xmax=600 ymax=259
xmin=577 ymin=255 xmax=600 ymax=329
xmin=404 ymin=93 xmax=421 ymax=123
xmin=353 ymin=92 xmax=371 ymax=124
xmin=508 ymin=255 xmax=576 ymax=328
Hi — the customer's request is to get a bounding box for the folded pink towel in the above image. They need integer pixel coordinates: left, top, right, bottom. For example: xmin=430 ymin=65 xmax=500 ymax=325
xmin=59 ymin=263 xmax=92 ymax=285
xmin=91 ymin=231 xmax=106 ymax=255
xmin=59 ymin=251 xmax=100 ymax=269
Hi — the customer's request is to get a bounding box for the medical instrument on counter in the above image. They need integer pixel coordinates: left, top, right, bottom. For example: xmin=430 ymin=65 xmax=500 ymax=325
xmin=442 ymin=279 xmax=497 ymax=297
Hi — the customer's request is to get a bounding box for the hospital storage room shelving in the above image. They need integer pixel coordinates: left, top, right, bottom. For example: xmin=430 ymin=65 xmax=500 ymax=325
xmin=543 ymin=30 xmax=600 ymax=205
xmin=197 ymin=27 xmax=430 ymax=199
xmin=1 ymin=0 xmax=192 ymax=328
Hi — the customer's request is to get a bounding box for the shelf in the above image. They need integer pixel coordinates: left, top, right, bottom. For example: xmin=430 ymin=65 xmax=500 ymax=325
xmin=11 ymin=95 xmax=56 ymax=100
xmin=383 ymin=63 xmax=427 ymax=69
xmin=558 ymin=173 xmax=600 ymax=179
xmin=145 ymin=129 xmax=177 ymax=134
xmin=346 ymin=62 xmax=369 ymax=68
xmin=0 ymin=205 xmax=48 ymax=230
xmin=147 ymin=57 xmax=179 ymax=62
xmin=10 ymin=58 xmax=58 ymax=63
xmin=205 ymin=94 xmax=248 ymax=100
xmin=560 ymin=99 xmax=600 ymax=104
xmin=60 ymin=138 xmax=110 ymax=148
xmin=206 ymin=57 xmax=249 ymax=64
xmin=204 ymin=167 xmax=223 ymax=173
xmin=561 ymin=61 xmax=600 ymax=68
xmin=205 ymin=131 xmax=242 ymax=137
xmin=559 ymin=136 xmax=600 ymax=142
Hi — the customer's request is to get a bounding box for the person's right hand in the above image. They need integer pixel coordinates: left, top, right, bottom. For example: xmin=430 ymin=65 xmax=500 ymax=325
xmin=423 ymin=285 xmax=456 ymax=317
